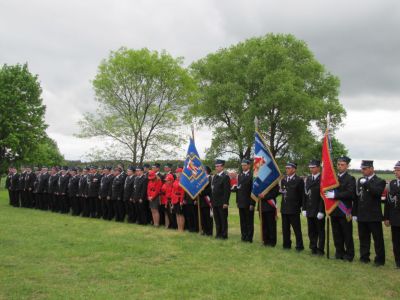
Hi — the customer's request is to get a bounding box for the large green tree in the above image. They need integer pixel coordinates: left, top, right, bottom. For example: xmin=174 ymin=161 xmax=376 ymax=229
xmin=23 ymin=135 xmax=64 ymax=167
xmin=77 ymin=48 xmax=196 ymax=164
xmin=190 ymin=34 xmax=346 ymax=164
xmin=0 ymin=63 xmax=49 ymax=173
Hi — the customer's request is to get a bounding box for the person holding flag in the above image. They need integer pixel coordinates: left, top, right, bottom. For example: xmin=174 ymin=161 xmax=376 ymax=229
xmin=199 ymin=166 xmax=213 ymax=236
xmin=251 ymin=128 xmax=283 ymax=246
xmin=179 ymin=134 xmax=211 ymax=234
xmin=323 ymin=155 xmax=356 ymax=261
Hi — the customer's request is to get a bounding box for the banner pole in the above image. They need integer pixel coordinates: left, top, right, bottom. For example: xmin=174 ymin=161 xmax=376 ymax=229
xmin=259 ymin=200 xmax=263 ymax=244
xmin=326 ymin=215 xmax=330 ymax=259
xmin=197 ymin=196 xmax=202 ymax=234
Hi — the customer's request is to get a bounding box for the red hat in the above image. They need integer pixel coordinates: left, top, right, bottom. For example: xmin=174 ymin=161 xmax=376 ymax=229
xmin=175 ymin=168 xmax=183 ymax=173
xmin=166 ymin=174 xmax=174 ymax=181
xmin=148 ymin=170 xmax=156 ymax=179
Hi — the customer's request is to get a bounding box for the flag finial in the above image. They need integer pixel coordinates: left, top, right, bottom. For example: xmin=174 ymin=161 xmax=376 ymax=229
xmin=254 ymin=116 xmax=259 ymax=131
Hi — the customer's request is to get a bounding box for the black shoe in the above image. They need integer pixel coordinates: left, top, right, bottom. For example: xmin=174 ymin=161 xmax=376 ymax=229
xmin=360 ymin=258 xmax=371 ymax=264
xmin=396 ymin=264 xmax=400 ymax=269
xmin=374 ymin=262 xmax=384 ymax=267
xmin=343 ymin=255 xmax=353 ymax=262
xmin=317 ymin=249 xmax=325 ymax=256
xmin=296 ymin=247 xmax=304 ymax=252
xmin=311 ymin=249 xmax=318 ymax=255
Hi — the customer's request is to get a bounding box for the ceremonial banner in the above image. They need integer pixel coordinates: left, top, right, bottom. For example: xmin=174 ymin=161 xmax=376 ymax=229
xmin=251 ymin=131 xmax=283 ymax=202
xmin=320 ymin=127 xmax=340 ymax=215
xmin=179 ymin=138 xmax=209 ymax=199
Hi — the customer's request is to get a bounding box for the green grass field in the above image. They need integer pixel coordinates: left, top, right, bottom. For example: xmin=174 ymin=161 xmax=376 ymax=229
xmin=1 ymin=184 xmax=399 ymax=299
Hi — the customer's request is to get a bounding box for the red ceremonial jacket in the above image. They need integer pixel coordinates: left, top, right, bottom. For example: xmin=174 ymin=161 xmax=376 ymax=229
xmin=161 ymin=182 xmax=173 ymax=205
xmin=171 ymin=180 xmax=184 ymax=205
xmin=147 ymin=179 xmax=162 ymax=200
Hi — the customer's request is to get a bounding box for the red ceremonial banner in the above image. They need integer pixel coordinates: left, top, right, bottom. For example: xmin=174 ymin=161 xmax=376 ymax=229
xmin=320 ymin=128 xmax=339 ymax=215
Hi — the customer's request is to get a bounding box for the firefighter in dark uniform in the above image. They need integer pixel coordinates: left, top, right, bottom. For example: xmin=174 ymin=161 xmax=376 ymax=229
xmin=324 ymin=156 xmax=356 ymax=261
xmin=163 ymin=163 xmax=175 ymax=180
xmin=211 ymin=159 xmax=231 ymax=239
xmin=133 ymin=166 xmax=148 ymax=225
xmin=280 ymin=162 xmax=304 ymax=251
xmin=112 ymin=167 xmax=125 ymax=222
xmin=233 ymin=159 xmax=254 ymax=243
xmin=87 ymin=166 xmax=101 ymax=218
xmin=303 ymin=159 xmax=325 ymax=255
xmin=353 ymin=160 xmax=386 ymax=266
xmin=48 ymin=167 xmax=60 ymax=212
xmin=38 ymin=167 xmax=49 ymax=210
xmin=17 ymin=167 xmax=26 ymax=207
xmin=58 ymin=166 xmax=70 ymax=214
xmin=79 ymin=167 xmax=89 ymax=217
xmin=99 ymin=166 xmax=114 ymax=220
xmin=95 ymin=168 xmax=105 ymax=219
xmin=7 ymin=167 xmax=19 ymax=207
xmin=32 ymin=168 xmax=40 ymax=208
xmin=24 ymin=167 xmax=36 ymax=208
xmin=384 ymin=161 xmax=400 ymax=269
xmin=68 ymin=168 xmax=81 ymax=216
xmin=5 ymin=167 xmax=12 ymax=205
xmin=124 ymin=166 xmax=136 ymax=223
xmin=259 ymin=184 xmax=280 ymax=247
xmin=199 ymin=166 xmax=213 ymax=236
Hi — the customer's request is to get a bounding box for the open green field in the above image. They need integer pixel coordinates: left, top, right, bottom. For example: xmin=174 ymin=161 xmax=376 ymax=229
xmin=1 ymin=184 xmax=399 ymax=299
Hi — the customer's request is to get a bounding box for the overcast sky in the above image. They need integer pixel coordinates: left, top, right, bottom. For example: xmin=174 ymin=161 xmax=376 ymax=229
xmin=1 ymin=0 xmax=399 ymax=169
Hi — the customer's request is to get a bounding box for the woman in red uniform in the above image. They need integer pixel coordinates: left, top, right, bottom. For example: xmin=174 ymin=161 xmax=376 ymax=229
xmin=171 ymin=168 xmax=185 ymax=232
xmin=161 ymin=174 xmax=174 ymax=228
xmin=147 ymin=170 xmax=163 ymax=227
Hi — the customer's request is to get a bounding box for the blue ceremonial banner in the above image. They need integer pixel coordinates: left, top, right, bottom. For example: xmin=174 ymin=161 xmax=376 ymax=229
xmin=251 ymin=131 xmax=283 ymax=202
xmin=179 ymin=138 xmax=209 ymax=199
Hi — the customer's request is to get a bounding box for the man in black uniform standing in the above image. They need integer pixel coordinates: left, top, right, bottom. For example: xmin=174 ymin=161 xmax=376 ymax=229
xmin=112 ymin=167 xmax=125 ymax=222
xmin=325 ymin=156 xmax=356 ymax=261
xmin=99 ymin=166 xmax=114 ymax=220
xmin=24 ymin=167 xmax=36 ymax=208
xmin=68 ymin=168 xmax=81 ymax=216
xmin=199 ymin=166 xmax=213 ymax=236
xmin=17 ymin=167 xmax=26 ymax=207
xmin=384 ymin=161 xmax=400 ymax=269
xmin=38 ymin=167 xmax=49 ymax=210
xmin=303 ymin=159 xmax=325 ymax=255
xmin=280 ymin=162 xmax=304 ymax=251
xmin=133 ymin=166 xmax=148 ymax=225
xmin=48 ymin=167 xmax=60 ymax=212
xmin=5 ymin=167 xmax=12 ymax=205
xmin=233 ymin=159 xmax=254 ymax=243
xmin=79 ymin=167 xmax=89 ymax=217
xmin=87 ymin=166 xmax=101 ymax=218
xmin=211 ymin=159 xmax=231 ymax=239
xmin=124 ymin=166 xmax=136 ymax=223
xmin=58 ymin=166 xmax=70 ymax=214
xmin=7 ymin=167 xmax=19 ymax=207
xmin=353 ymin=160 xmax=386 ymax=266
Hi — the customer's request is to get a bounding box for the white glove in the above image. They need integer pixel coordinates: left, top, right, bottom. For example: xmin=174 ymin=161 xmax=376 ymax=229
xmin=359 ymin=178 xmax=367 ymax=185
xmin=325 ymin=191 xmax=335 ymax=199
xmin=302 ymin=211 xmax=307 ymax=217
xmin=352 ymin=216 xmax=357 ymax=222
xmin=317 ymin=212 xmax=324 ymax=220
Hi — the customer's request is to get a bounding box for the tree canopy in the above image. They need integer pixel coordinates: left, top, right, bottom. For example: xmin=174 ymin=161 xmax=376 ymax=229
xmin=189 ymin=34 xmax=347 ymax=164
xmin=0 ymin=63 xmax=63 ymax=173
xmin=77 ymin=48 xmax=196 ymax=164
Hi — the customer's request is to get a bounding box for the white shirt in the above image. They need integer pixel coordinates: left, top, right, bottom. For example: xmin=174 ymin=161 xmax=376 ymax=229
xmin=312 ymin=173 xmax=320 ymax=181
xmin=217 ymin=171 xmax=224 ymax=176
xmin=287 ymin=174 xmax=295 ymax=181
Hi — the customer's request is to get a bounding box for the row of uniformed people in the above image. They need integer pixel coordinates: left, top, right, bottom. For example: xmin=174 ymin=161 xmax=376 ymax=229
xmin=4 ymin=163 xmax=209 ymax=232
xmin=235 ymin=156 xmax=400 ymax=269
xmin=5 ymin=157 xmax=400 ymax=268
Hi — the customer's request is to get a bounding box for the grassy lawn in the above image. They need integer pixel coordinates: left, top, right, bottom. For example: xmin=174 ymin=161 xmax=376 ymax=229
xmin=1 ymin=183 xmax=399 ymax=299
